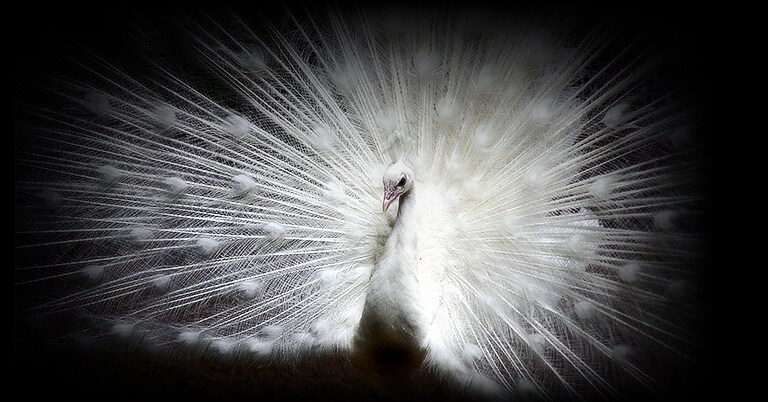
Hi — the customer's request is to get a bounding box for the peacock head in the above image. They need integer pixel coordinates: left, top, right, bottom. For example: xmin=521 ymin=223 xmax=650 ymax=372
xmin=382 ymin=160 xmax=414 ymax=212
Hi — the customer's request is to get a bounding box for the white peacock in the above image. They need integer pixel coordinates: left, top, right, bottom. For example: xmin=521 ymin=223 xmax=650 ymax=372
xmin=15 ymin=7 xmax=708 ymax=401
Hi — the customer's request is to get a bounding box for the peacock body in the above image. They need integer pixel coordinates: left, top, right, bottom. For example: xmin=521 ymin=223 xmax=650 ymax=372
xmin=16 ymin=6 xmax=708 ymax=401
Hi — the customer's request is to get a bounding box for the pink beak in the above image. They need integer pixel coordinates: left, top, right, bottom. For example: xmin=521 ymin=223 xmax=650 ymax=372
xmin=382 ymin=189 xmax=398 ymax=212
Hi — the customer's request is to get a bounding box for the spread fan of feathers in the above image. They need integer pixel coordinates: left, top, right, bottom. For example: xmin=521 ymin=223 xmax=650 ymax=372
xmin=15 ymin=6 xmax=708 ymax=401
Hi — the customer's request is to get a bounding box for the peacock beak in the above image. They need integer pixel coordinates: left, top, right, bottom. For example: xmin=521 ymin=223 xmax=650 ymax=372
xmin=382 ymin=189 xmax=398 ymax=213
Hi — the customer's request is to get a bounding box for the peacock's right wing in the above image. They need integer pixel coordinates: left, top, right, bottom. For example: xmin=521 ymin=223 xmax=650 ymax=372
xmin=16 ymin=12 xmax=394 ymax=360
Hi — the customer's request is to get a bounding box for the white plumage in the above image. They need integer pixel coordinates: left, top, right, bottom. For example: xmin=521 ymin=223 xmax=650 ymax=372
xmin=15 ymin=6 xmax=708 ymax=401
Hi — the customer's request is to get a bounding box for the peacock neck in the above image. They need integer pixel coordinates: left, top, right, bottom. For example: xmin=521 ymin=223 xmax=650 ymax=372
xmin=380 ymin=185 xmax=417 ymax=286
xmin=388 ymin=187 xmax=418 ymax=267
xmin=354 ymin=186 xmax=422 ymax=364
xmin=394 ymin=187 xmax=415 ymax=223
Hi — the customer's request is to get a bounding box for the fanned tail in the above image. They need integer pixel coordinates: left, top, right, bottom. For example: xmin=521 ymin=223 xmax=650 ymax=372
xmin=16 ymin=6 xmax=708 ymax=401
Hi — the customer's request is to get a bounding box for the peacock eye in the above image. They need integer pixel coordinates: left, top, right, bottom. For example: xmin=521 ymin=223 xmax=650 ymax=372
xmin=397 ymin=177 xmax=407 ymax=188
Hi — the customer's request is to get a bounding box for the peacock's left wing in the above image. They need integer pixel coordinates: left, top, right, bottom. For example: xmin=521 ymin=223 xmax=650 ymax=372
xmin=16 ymin=12 xmax=395 ymax=360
